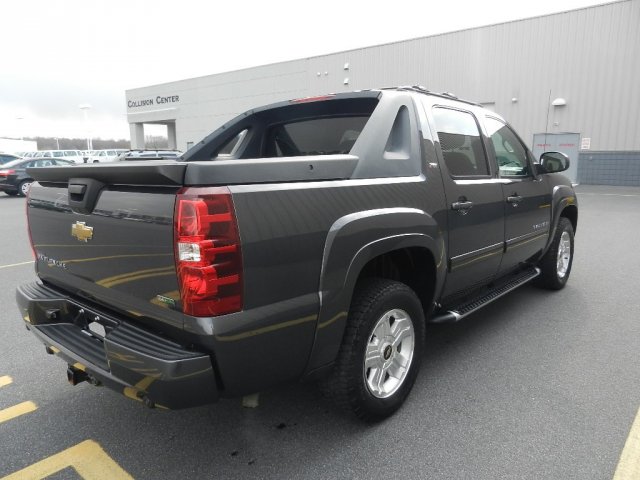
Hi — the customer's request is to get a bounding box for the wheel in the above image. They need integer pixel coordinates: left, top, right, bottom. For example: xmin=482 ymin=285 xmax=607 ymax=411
xmin=18 ymin=180 xmax=32 ymax=197
xmin=535 ymin=217 xmax=574 ymax=290
xmin=322 ymin=278 xmax=425 ymax=421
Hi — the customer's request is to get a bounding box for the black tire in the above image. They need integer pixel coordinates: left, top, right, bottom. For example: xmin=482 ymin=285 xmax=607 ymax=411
xmin=321 ymin=278 xmax=425 ymax=421
xmin=17 ymin=180 xmax=32 ymax=197
xmin=535 ymin=217 xmax=574 ymax=290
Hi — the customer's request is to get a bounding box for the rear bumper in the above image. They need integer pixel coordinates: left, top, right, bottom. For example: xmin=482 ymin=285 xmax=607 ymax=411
xmin=16 ymin=281 xmax=218 ymax=409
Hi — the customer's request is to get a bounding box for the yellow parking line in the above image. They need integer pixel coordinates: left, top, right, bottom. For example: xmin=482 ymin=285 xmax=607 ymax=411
xmin=613 ymin=407 xmax=640 ymax=480
xmin=1 ymin=439 xmax=134 ymax=480
xmin=0 ymin=401 xmax=37 ymax=424
xmin=0 ymin=261 xmax=34 ymax=270
xmin=0 ymin=376 xmax=12 ymax=388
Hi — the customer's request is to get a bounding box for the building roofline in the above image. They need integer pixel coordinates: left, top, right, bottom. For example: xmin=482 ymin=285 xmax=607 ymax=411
xmin=126 ymin=0 xmax=627 ymax=93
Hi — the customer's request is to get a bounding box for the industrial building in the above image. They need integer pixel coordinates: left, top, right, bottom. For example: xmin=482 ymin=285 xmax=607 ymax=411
xmin=125 ymin=0 xmax=640 ymax=185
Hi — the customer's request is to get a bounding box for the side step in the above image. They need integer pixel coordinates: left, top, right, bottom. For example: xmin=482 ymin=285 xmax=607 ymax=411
xmin=430 ymin=267 xmax=540 ymax=324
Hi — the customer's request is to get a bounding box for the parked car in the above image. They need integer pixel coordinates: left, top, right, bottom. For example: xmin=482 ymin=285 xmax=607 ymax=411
xmin=86 ymin=149 xmax=128 ymax=163
xmin=0 ymin=158 xmax=74 ymax=196
xmin=17 ymin=88 xmax=577 ymax=419
xmin=116 ymin=149 xmax=183 ymax=161
xmin=32 ymin=150 xmax=85 ymax=164
xmin=0 ymin=153 xmax=22 ymax=165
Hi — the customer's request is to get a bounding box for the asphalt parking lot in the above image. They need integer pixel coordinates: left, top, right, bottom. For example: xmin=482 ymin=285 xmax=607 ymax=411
xmin=0 ymin=185 xmax=639 ymax=480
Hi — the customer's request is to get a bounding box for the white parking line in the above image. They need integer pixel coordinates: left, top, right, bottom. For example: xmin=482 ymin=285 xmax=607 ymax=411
xmin=0 ymin=261 xmax=34 ymax=270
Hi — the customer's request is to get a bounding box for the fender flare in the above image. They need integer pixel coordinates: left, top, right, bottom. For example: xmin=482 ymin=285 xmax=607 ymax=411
xmin=304 ymin=207 xmax=445 ymax=374
xmin=544 ymin=185 xmax=578 ymax=254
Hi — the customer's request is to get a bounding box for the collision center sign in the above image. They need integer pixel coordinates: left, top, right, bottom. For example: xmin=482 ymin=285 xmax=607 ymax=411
xmin=128 ymin=95 xmax=180 ymax=108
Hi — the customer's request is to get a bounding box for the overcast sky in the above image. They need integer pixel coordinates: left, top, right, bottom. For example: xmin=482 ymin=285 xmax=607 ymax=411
xmin=1 ymin=0 xmax=609 ymax=141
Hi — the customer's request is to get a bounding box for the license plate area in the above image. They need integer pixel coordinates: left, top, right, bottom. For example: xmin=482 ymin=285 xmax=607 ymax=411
xmin=70 ymin=305 xmax=118 ymax=341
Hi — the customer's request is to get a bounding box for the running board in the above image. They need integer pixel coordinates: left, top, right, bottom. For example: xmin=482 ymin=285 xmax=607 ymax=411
xmin=430 ymin=267 xmax=540 ymax=324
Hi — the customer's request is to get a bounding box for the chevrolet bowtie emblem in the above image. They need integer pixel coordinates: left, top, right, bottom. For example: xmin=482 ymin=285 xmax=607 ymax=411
xmin=71 ymin=221 xmax=94 ymax=242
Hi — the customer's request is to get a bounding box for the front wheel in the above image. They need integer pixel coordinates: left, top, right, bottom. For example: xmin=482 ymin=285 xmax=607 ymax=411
xmin=18 ymin=180 xmax=32 ymax=197
xmin=322 ymin=279 xmax=425 ymax=421
xmin=536 ymin=217 xmax=574 ymax=289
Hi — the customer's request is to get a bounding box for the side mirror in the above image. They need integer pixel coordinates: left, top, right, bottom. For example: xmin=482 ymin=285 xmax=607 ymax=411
xmin=539 ymin=151 xmax=570 ymax=174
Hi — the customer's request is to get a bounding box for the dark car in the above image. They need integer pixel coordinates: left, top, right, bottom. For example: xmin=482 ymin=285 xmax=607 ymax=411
xmin=0 ymin=153 xmax=22 ymax=165
xmin=0 ymin=158 xmax=75 ymax=196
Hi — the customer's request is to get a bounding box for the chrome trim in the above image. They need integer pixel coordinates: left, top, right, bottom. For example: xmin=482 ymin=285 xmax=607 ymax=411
xmin=450 ymin=242 xmax=503 ymax=271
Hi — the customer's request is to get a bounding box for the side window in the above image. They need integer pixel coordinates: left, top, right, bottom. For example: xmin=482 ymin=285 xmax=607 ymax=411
xmin=432 ymin=107 xmax=489 ymax=177
xmin=485 ymin=117 xmax=530 ymax=177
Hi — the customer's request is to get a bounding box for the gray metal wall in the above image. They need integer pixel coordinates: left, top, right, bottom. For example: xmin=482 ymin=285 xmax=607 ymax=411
xmin=126 ymin=0 xmax=640 ymax=160
xmin=578 ymin=151 xmax=640 ymax=185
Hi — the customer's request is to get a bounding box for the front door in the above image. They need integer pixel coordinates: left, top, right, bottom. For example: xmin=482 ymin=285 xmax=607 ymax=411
xmin=486 ymin=118 xmax=552 ymax=275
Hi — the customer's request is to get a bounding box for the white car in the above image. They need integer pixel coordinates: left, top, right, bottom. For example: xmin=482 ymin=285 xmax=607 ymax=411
xmin=87 ymin=149 xmax=128 ymax=163
xmin=32 ymin=150 xmax=85 ymax=164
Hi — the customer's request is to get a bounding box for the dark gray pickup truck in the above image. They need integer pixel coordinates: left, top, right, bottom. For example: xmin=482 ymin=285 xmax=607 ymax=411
xmin=17 ymin=87 xmax=577 ymax=420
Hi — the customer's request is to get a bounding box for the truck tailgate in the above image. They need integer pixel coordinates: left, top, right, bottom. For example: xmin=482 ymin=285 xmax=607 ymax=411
xmin=27 ymin=162 xmax=186 ymax=328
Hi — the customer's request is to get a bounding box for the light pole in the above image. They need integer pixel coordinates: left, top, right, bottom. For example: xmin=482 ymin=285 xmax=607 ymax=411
xmin=16 ymin=117 xmax=24 ymax=140
xmin=78 ymin=104 xmax=92 ymax=151
xmin=55 ymin=137 xmax=60 ymax=150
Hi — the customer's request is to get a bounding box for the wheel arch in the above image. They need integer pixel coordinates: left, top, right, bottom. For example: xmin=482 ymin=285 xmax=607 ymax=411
xmin=303 ymin=208 xmax=446 ymax=376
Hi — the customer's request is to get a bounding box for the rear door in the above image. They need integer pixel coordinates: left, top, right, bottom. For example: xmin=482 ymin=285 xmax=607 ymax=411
xmin=424 ymin=101 xmax=504 ymax=298
xmin=484 ymin=117 xmax=551 ymax=275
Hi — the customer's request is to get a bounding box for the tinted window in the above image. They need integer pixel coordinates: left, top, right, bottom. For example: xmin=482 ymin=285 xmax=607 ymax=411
xmin=432 ymin=108 xmax=489 ymax=176
xmin=485 ymin=117 xmax=530 ymax=176
xmin=265 ymin=116 xmax=368 ymax=157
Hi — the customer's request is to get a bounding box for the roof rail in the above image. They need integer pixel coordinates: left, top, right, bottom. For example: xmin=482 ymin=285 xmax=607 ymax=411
xmin=382 ymin=85 xmax=483 ymax=107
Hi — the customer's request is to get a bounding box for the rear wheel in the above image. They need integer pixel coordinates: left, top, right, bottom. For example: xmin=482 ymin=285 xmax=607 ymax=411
xmin=322 ymin=279 xmax=425 ymax=421
xmin=18 ymin=180 xmax=32 ymax=197
xmin=536 ymin=217 xmax=574 ymax=289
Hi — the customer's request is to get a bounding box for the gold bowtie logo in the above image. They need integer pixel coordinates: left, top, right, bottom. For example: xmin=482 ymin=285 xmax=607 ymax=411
xmin=71 ymin=222 xmax=94 ymax=242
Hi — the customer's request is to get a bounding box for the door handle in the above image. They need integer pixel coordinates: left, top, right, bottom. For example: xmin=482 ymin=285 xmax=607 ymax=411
xmin=507 ymin=195 xmax=523 ymax=204
xmin=452 ymin=201 xmax=474 ymax=211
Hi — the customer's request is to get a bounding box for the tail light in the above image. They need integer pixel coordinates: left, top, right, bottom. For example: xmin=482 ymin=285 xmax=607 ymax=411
xmin=0 ymin=169 xmax=16 ymax=176
xmin=174 ymin=187 xmax=243 ymax=317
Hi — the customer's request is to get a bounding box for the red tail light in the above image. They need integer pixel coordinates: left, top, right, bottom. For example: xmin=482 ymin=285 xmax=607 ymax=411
xmin=174 ymin=187 xmax=243 ymax=317
xmin=0 ymin=169 xmax=16 ymax=176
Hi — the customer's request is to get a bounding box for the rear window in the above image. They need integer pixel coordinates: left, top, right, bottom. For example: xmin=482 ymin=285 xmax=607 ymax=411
xmin=265 ymin=117 xmax=368 ymax=157
xmin=190 ymin=96 xmax=379 ymax=162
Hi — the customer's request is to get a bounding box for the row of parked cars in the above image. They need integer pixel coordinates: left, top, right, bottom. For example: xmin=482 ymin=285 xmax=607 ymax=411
xmin=0 ymin=149 xmax=183 ymax=196
xmin=15 ymin=149 xmax=183 ymax=164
